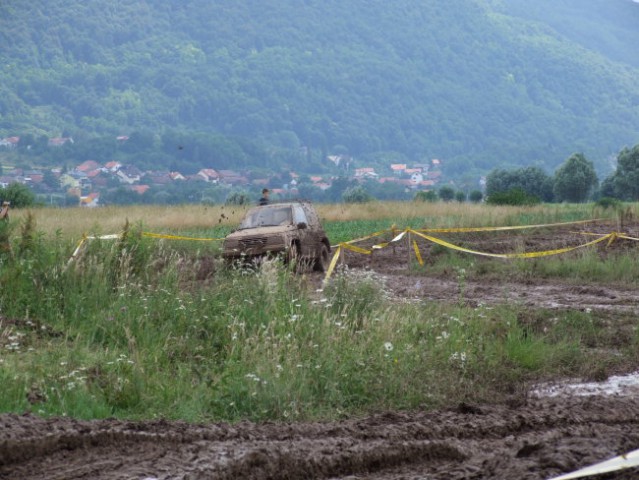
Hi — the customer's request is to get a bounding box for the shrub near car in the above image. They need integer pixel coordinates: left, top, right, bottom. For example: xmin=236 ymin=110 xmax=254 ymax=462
xmin=223 ymin=201 xmax=331 ymax=271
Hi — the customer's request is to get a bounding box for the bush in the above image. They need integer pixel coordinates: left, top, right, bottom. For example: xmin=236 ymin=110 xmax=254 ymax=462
xmin=414 ymin=190 xmax=438 ymax=202
xmin=438 ymin=186 xmax=455 ymax=202
xmin=225 ymin=192 xmax=251 ymax=206
xmin=469 ymin=190 xmax=483 ymax=203
xmin=595 ymin=197 xmax=621 ymax=210
xmin=486 ymin=188 xmax=540 ymax=206
xmin=342 ymin=185 xmax=373 ymax=203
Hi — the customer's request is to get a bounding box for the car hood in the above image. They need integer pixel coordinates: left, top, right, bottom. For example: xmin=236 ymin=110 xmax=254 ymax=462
xmin=224 ymin=224 xmax=297 ymax=241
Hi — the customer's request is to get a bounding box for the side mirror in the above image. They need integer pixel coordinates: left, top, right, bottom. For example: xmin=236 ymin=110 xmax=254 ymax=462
xmin=297 ymin=222 xmax=307 ymax=229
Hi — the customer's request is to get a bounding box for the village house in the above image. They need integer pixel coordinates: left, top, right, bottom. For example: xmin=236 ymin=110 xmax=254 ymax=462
xmin=128 ymin=185 xmax=150 ymax=195
xmin=80 ymin=192 xmax=100 ymax=208
xmin=24 ymin=170 xmax=44 ymax=184
xmin=355 ymin=167 xmax=378 ymax=179
xmin=104 ymin=161 xmax=122 ymax=172
xmin=390 ymin=164 xmax=407 ymax=175
xmin=116 ymin=165 xmax=142 ymax=184
xmin=410 ymin=172 xmax=424 ymax=184
xmin=0 ymin=137 xmax=20 ymax=148
xmin=218 ymin=170 xmax=248 ymax=186
xmin=75 ymin=160 xmax=101 ymax=173
xmin=48 ymin=137 xmax=74 ymax=147
xmin=144 ymin=171 xmax=172 ymax=186
xmin=196 ymin=169 xmax=219 ymax=183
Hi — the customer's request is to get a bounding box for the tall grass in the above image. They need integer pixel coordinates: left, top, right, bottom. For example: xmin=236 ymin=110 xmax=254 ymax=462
xmin=1 ymin=219 xmax=637 ymax=422
xmin=7 ymin=201 xmax=631 ymax=241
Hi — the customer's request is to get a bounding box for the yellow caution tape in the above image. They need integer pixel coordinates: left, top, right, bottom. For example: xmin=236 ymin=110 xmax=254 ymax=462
xmin=372 ymin=242 xmax=390 ymax=250
xmin=618 ymin=233 xmax=639 ymax=242
xmin=330 ymin=229 xmax=391 ymax=248
xmin=549 ymin=447 xmax=639 ymax=479
xmin=323 ymin=245 xmax=342 ymax=283
xmin=416 ymin=218 xmax=603 ymax=234
xmin=142 ymin=232 xmax=224 ymax=241
xmin=67 ymin=235 xmax=88 ymax=265
xmin=413 ymin=240 xmax=424 ymax=266
xmin=576 ymin=231 xmax=639 ymax=242
xmin=340 ymin=242 xmax=372 ymax=255
xmin=410 ymin=229 xmax=613 ymax=258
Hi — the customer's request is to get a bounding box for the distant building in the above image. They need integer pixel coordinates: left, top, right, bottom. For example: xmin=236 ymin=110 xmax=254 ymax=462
xmin=48 ymin=137 xmax=74 ymax=147
xmin=0 ymin=137 xmax=19 ymax=148
xmin=197 ymin=169 xmax=220 ymax=183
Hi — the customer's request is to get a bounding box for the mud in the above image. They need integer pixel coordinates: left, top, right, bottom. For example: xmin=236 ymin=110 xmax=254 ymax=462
xmin=329 ymin=220 xmax=639 ymax=314
xmin=2 ymin=220 xmax=638 ymax=479
xmin=2 ymin=396 xmax=639 ymax=479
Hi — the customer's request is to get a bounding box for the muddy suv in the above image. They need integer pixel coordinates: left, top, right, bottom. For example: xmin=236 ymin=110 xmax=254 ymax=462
xmin=223 ymin=201 xmax=331 ymax=271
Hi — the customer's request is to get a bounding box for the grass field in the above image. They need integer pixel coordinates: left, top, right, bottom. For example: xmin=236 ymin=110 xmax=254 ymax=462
xmin=0 ymin=201 xmax=637 ymax=422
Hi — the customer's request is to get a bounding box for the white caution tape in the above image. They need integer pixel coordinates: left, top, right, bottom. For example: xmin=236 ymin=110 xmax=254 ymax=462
xmin=87 ymin=234 xmax=122 ymax=240
xmin=391 ymin=230 xmax=406 ymax=242
xmin=549 ymin=448 xmax=639 ymax=479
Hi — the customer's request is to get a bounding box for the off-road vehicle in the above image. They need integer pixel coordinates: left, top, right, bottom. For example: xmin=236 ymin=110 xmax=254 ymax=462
xmin=223 ymin=201 xmax=331 ymax=271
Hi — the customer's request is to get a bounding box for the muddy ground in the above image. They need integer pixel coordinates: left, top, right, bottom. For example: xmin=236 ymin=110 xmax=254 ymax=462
xmin=331 ymin=220 xmax=639 ymax=314
xmin=1 ymin=395 xmax=639 ymax=480
xmin=1 ymin=220 xmax=638 ymax=479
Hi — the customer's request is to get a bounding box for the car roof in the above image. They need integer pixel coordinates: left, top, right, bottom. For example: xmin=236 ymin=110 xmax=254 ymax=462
xmin=249 ymin=201 xmax=313 ymax=210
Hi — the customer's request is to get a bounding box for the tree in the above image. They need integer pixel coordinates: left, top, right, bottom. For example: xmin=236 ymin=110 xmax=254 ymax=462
xmin=342 ymin=185 xmax=373 ymax=203
xmin=414 ymin=190 xmax=438 ymax=202
xmin=611 ymin=144 xmax=639 ymax=200
xmin=0 ymin=183 xmax=36 ymax=208
xmin=455 ymin=191 xmax=466 ymax=202
xmin=438 ymin=185 xmax=455 ymax=202
xmin=225 ymin=191 xmax=251 ymax=206
xmin=486 ymin=166 xmax=554 ymax=202
xmin=553 ymin=153 xmax=598 ymax=203
xmin=469 ymin=190 xmax=483 ymax=203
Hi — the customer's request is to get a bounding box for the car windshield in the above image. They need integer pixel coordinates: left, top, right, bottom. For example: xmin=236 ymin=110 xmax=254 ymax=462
xmin=239 ymin=206 xmax=294 ymax=229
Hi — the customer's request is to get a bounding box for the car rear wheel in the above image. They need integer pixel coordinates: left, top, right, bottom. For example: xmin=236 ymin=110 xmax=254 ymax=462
xmin=313 ymin=243 xmax=330 ymax=272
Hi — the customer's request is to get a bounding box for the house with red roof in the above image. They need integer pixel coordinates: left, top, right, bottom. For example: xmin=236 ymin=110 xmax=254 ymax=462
xmin=80 ymin=192 xmax=100 ymax=208
xmin=0 ymin=137 xmax=19 ymax=148
xmin=105 ymin=161 xmax=122 ymax=172
xmin=128 ymin=185 xmax=150 ymax=195
xmin=390 ymin=164 xmax=407 ymax=175
xmin=76 ymin=160 xmax=101 ymax=172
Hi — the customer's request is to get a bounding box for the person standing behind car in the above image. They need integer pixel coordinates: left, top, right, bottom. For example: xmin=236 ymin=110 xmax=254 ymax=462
xmin=258 ymin=188 xmax=270 ymax=205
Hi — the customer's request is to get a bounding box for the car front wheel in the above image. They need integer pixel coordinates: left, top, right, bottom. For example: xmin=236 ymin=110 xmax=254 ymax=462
xmin=313 ymin=243 xmax=330 ymax=272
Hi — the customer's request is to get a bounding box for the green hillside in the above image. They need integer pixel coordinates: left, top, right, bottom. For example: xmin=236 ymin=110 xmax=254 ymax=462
xmin=1 ymin=0 xmax=638 ymax=177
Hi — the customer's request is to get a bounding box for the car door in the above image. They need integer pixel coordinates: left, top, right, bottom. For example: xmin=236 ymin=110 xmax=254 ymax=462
xmin=292 ymin=204 xmax=312 ymax=258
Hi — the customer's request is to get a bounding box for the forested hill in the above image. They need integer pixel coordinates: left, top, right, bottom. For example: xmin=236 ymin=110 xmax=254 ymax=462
xmin=1 ymin=0 xmax=638 ymax=178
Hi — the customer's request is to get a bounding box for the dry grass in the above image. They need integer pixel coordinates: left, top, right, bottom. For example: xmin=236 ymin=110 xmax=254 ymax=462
xmin=7 ymin=201 xmax=619 ymax=240
xmin=8 ymin=205 xmax=249 ymax=239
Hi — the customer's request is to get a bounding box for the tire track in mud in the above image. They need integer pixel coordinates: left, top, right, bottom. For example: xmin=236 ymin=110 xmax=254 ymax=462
xmin=2 ymin=396 xmax=639 ymax=479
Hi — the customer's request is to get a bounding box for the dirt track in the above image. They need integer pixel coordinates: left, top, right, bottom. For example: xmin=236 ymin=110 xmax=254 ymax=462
xmin=1 ymin=394 xmax=639 ymax=480
xmin=2 ymin=220 xmax=638 ymax=479
xmin=331 ymin=220 xmax=639 ymax=314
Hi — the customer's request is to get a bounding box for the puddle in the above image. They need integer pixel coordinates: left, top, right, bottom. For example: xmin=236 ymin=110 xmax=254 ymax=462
xmin=532 ymin=371 xmax=639 ymax=398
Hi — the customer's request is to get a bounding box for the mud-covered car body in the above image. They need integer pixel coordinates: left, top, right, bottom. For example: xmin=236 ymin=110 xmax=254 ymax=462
xmin=223 ymin=201 xmax=331 ymax=271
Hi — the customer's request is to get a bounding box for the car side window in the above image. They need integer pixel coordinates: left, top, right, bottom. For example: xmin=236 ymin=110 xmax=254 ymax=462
xmin=293 ymin=205 xmax=308 ymax=225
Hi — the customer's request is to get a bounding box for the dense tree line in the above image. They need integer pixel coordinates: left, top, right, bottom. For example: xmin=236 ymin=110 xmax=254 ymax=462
xmin=1 ymin=0 xmax=638 ymax=179
xmin=486 ymin=145 xmax=639 ymax=204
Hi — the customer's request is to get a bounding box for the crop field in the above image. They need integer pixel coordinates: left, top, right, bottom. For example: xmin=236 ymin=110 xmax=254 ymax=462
xmin=1 ymin=201 xmax=639 ymax=479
